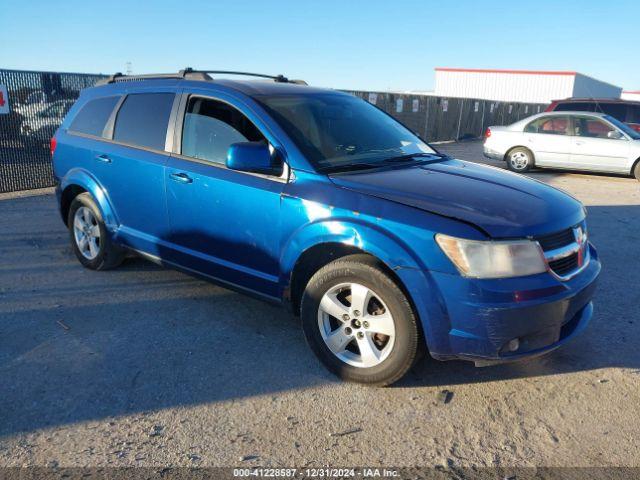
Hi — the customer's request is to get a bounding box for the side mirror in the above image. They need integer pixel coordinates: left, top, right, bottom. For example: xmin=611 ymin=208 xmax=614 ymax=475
xmin=226 ymin=142 xmax=283 ymax=176
xmin=607 ymin=130 xmax=624 ymax=140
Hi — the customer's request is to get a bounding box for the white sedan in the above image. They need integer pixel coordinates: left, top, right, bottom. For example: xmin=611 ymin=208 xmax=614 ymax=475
xmin=483 ymin=111 xmax=640 ymax=180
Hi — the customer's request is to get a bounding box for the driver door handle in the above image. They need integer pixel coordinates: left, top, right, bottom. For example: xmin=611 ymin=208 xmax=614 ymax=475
xmin=95 ymin=154 xmax=112 ymax=163
xmin=170 ymin=172 xmax=193 ymax=184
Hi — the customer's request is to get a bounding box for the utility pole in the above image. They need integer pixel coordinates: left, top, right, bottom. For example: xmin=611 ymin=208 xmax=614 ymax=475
xmin=125 ymin=62 xmax=132 ymax=75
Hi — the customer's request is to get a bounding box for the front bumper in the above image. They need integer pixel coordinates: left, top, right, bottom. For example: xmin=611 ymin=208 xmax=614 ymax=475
xmin=426 ymin=243 xmax=600 ymax=363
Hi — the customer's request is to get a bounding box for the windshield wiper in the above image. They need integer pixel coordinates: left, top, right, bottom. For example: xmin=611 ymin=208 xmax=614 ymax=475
xmin=317 ymin=152 xmax=449 ymax=174
xmin=317 ymin=162 xmax=382 ymax=174
xmin=382 ymin=152 xmax=449 ymax=164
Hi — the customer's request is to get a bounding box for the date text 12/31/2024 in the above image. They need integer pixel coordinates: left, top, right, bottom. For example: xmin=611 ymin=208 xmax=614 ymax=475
xmin=233 ymin=468 xmax=400 ymax=478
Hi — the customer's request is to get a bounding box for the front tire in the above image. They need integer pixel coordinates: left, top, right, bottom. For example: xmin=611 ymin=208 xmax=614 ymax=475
xmin=68 ymin=193 xmax=124 ymax=270
xmin=633 ymin=161 xmax=640 ymax=181
xmin=301 ymin=254 xmax=420 ymax=386
xmin=506 ymin=147 xmax=534 ymax=173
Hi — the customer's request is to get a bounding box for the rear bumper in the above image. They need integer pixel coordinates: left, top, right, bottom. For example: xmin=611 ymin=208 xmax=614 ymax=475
xmin=483 ymin=145 xmax=503 ymax=160
xmin=54 ymin=185 xmax=68 ymax=226
xmin=424 ymin=243 xmax=600 ymax=363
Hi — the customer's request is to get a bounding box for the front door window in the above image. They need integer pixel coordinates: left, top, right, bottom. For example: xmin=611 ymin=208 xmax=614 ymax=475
xmin=573 ymin=117 xmax=616 ymax=139
xmin=181 ymin=96 xmax=266 ymax=165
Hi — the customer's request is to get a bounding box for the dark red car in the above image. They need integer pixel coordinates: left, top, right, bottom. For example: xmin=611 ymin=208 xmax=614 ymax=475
xmin=546 ymin=98 xmax=640 ymax=133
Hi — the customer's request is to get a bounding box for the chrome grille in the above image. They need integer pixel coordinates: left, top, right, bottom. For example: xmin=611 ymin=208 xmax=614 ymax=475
xmin=548 ymin=251 xmax=580 ymax=276
xmin=535 ymin=223 xmax=588 ymax=280
xmin=536 ymin=228 xmax=575 ymax=251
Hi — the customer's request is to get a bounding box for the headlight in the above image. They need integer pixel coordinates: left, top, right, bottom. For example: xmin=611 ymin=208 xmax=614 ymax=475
xmin=435 ymin=234 xmax=547 ymax=279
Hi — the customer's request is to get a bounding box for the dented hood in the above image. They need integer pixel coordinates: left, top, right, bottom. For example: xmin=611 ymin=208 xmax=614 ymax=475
xmin=329 ymin=159 xmax=585 ymax=238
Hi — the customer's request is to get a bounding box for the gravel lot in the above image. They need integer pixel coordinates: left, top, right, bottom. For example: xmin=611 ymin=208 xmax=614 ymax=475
xmin=1 ymin=141 xmax=639 ymax=469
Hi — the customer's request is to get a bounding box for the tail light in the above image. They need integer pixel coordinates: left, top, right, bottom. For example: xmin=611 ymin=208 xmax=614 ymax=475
xmin=50 ymin=136 xmax=57 ymax=157
xmin=630 ymin=124 xmax=640 ymax=133
xmin=484 ymin=128 xmax=491 ymax=138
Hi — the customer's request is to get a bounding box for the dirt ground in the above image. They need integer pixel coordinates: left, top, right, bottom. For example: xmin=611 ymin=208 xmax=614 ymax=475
xmin=1 ymin=141 xmax=639 ymax=469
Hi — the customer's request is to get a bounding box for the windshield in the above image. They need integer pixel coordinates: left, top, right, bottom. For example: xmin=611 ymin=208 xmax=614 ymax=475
xmin=256 ymin=93 xmax=436 ymax=171
xmin=604 ymin=115 xmax=640 ymax=140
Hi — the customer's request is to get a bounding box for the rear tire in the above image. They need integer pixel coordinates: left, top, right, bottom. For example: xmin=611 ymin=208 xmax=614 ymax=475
xmin=68 ymin=193 xmax=124 ymax=270
xmin=506 ymin=147 xmax=534 ymax=173
xmin=301 ymin=254 xmax=420 ymax=386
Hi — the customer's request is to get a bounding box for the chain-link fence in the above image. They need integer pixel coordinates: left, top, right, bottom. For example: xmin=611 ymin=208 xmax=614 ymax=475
xmin=0 ymin=69 xmax=548 ymax=193
xmin=0 ymin=69 xmax=106 ymax=193
xmin=347 ymin=90 xmax=547 ymax=143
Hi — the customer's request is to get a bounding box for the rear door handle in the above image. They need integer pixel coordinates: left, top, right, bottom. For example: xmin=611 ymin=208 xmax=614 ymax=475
xmin=95 ymin=154 xmax=112 ymax=163
xmin=575 ymin=141 xmax=585 ymax=146
xmin=170 ymin=172 xmax=193 ymax=184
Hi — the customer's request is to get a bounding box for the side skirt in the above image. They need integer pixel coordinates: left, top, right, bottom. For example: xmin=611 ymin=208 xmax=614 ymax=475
xmin=127 ymin=247 xmax=283 ymax=306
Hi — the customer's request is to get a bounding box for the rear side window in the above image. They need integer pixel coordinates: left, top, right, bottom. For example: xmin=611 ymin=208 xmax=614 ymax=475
xmin=69 ymin=96 xmax=120 ymax=137
xmin=113 ymin=93 xmax=175 ymax=150
xmin=627 ymin=105 xmax=640 ymax=123
xmin=554 ymin=102 xmax=595 ymax=112
xmin=596 ymin=103 xmax=626 ymax=121
xmin=181 ymin=96 xmax=265 ymax=164
xmin=524 ymin=116 xmax=569 ymax=135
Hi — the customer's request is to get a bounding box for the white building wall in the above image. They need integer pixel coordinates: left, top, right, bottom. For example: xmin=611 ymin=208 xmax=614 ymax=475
xmin=434 ymin=69 xmax=575 ymax=103
xmin=572 ymin=74 xmax=621 ymax=99
xmin=621 ymin=91 xmax=640 ymax=101
xmin=434 ymin=69 xmax=623 ymax=104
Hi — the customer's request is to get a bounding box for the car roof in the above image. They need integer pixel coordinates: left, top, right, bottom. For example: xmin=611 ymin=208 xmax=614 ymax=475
xmin=508 ymin=110 xmax=611 ymax=128
xmin=85 ymin=76 xmax=346 ymax=99
xmin=530 ymin=111 xmax=609 ymax=118
xmin=211 ymin=79 xmax=342 ymax=96
xmin=553 ymin=97 xmax=640 ymax=106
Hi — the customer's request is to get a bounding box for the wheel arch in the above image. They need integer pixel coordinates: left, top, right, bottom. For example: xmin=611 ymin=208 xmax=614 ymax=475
xmin=59 ymin=169 xmax=119 ymax=230
xmin=288 ymin=243 xmax=410 ymax=316
xmin=504 ymin=145 xmax=535 ymax=164
xmin=59 ymin=185 xmax=87 ymax=225
xmin=281 ymin=220 xmax=424 ymax=317
xmin=631 ymin=156 xmax=640 ymax=178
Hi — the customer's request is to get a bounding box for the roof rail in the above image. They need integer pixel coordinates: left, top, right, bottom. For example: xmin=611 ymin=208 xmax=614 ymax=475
xmin=95 ymin=69 xmax=211 ymax=85
xmin=193 ymin=70 xmax=289 ymax=82
xmin=95 ymin=68 xmax=306 ymax=86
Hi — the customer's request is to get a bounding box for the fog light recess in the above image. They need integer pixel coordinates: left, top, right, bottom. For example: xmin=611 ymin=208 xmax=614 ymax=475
xmin=506 ymin=338 xmax=520 ymax=352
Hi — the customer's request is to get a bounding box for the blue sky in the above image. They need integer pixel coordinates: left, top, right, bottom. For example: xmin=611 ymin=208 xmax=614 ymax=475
xmin=1 ymin=0 xmax=638 ymax=91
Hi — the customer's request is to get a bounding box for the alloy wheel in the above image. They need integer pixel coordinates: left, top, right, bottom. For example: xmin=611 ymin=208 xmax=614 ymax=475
xmin=73 ymin=206 xmax=101 ymax=260
xmin=317 ymin=282 xmax=396 ymax=368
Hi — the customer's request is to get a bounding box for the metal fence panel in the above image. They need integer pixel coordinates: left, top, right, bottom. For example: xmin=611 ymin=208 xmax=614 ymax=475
xmin=0 ymin=69 xmax=105 ymax=193
xmin=347 ymin=91 xmax=546 ymax=143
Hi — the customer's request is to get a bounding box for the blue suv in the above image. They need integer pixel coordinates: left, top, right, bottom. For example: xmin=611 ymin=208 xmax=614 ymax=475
xmin=52 ymin=69 xmax=600 ymax=385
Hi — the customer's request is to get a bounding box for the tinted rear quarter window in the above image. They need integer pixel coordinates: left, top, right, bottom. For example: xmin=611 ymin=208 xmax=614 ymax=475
xmin=69 ymin=96 xmax=120 ymax=137
xmin=626 ymin=105 xmax=640 ymax=123
xmin=597 ymin=103 xmax=626 ymax=121
xmin=554 ymin=102 xmax=595 ymax=112
xmin=113 ymin=93 xmax=175 ymax=150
